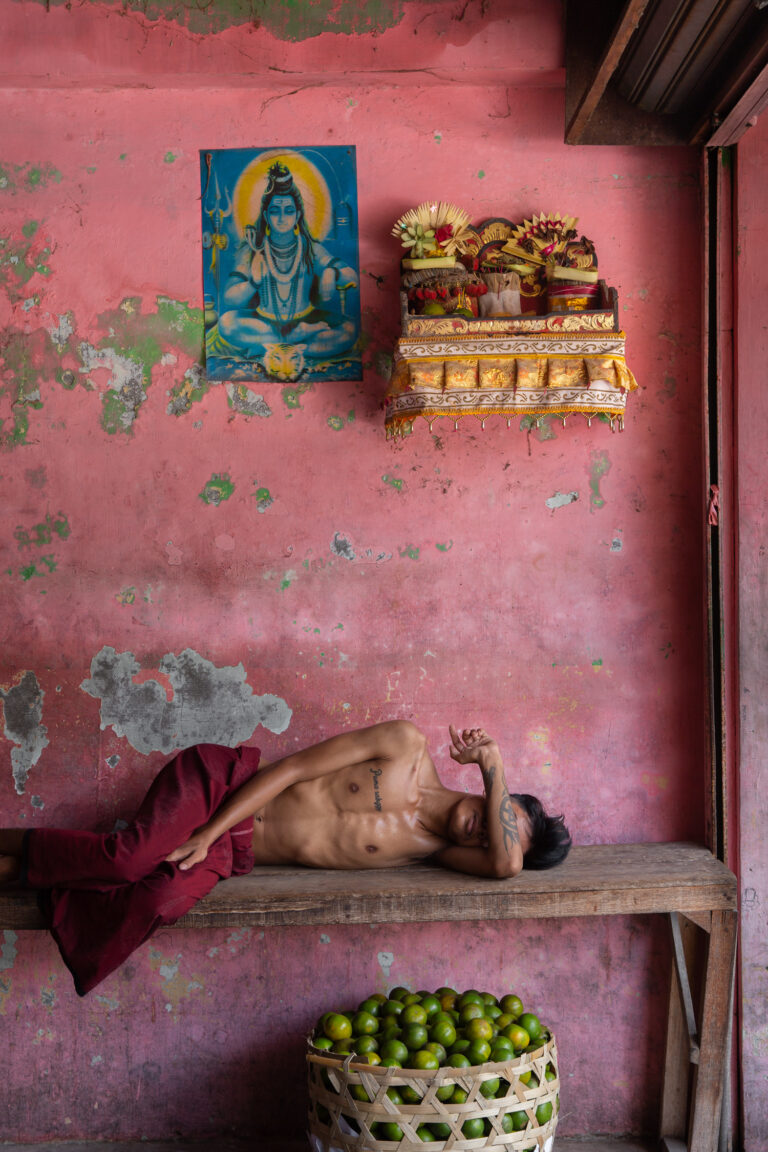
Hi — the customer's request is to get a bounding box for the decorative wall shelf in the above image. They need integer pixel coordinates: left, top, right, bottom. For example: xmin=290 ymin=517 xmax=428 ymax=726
xmin=383 ymin=282 xmax=638 ymax=439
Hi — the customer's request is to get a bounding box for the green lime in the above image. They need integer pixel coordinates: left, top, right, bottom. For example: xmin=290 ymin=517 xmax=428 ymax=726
xmin=353 ymin=1035 xmax=378 ymax=1054
xmin=425 ymin=1041 xmax=446 ymax=1064
xmin=430 ymin=1123 xmax=452 ymax=1139
xmin=389 ymin=986 xmax=410 ymax=1002
xmin=458 ymin=1003 xmax=484 ymax=1023
xmin=465 ymin=1038 xmax=491 ymax=1065
xmin=462 ymin=1117 xmax=485 ymax=1138
xmin=457 ymin=989 xmax=484 ymax=1008
xmin=379 ymin=1122 xmax=404 ymax=1141
xmin=481 ymin=992 xmax=499 ymax=1007
xmin=381 ymin=998 xmax=405 ymax=1018
xmin=436 ymin=1082 xmax=454 ymax=1102
xmin=401 ymin=1023 xmax=428 ymax=1051
xmin=500 ymin=994 xmax=524 ymax=1017
xmin=490 ymin=1037 xmax=514 ymax=1060
xmin=536 ymin=1101 xmax=554 ymax=1125
xmin=379 ymin=1038 xmax=409 ymax=1064
xmin=358 ymin=997 xmax=381 ymax=1016
xmin=331 ymin=1038 xmax=354 ymax=1053
xmin=415 ymin=1125 xmax=433 ymax=1142
xmin=418 ymin=994 xmax=441 ymax=1017
xmin=323 ymin=1013 xmax=352 ymax=1041
xmin=386 ymin=1087 xmax=403 ymax=1105
xmin=447 ymin=1052 xmax=471 ymax=1068
xmin=312 ymin=1036 xmax=333 ymax=1051
xmin=430 ymin=1019 xmax=457 ymax=1048
xmin=350 ymin=1084 xmax=369 ymax=1102
xmin=409 ymin=1048 xmax=439 ymax=1070
xmin=464 ymin=1017 xmax=493 ymax=1042
xmin=501 ymin=1023 xmax=530 ymax=1050
xmin=401 ymin=1003 xmax=428 ymax=1026
xmin=511 ymin=1108 xmax=529 ymax=1131
xmin=402 ymin=992 xmax=422 ymax=1006
xmin=449 ymin=1038 xmax=470 ymax=1055
xmin=518 ymin=1013 xmax=543 ymax=1041
xmin=380 ymin=1057 xmax=402 ymax=1068
xmin=400 ymin=1083 xmax=422 ymax=1104
xmin=480 ymin=1076 xmax=500 ymax=1097
xmin=351 ymin=1011 xmax=378 ymax=1036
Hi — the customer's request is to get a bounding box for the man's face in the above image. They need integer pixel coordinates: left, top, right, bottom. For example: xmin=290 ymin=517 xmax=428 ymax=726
xmin=448 ymin=795 xmax=531 ymax=854
xmin=267 ymin=195 xmax=298 ymax=235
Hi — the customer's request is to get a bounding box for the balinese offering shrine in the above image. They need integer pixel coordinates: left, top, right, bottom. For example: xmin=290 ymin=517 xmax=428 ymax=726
xmin=384 ymin=205 xmax=638 ymax=438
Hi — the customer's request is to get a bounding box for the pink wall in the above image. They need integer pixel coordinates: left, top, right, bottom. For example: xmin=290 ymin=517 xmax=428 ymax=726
xmin=0 ymin=0 xmax=704 ymax=1143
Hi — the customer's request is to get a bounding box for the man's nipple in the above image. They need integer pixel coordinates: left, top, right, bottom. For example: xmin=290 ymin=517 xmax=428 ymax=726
xmin=366 ymin=844 xmax=378 ymax=854
xmin=349 ymin=783 xmax=359 ymax=793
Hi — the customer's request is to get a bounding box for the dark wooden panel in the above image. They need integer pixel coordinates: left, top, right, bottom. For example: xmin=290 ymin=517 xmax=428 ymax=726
xmin=0 ymin=842 xmax=736 ymax=931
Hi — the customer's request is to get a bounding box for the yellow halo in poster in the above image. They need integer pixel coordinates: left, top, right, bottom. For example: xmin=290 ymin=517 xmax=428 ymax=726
xmin=233 ymin=150 xmax=333 ymax=241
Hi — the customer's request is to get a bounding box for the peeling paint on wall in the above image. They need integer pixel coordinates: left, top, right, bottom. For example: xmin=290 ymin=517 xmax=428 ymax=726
xmin=589 ymin=450 xmax=611 ymax=510
xmin=80 ymin=646 xmax=292 ymax=754
xmin=545 ymin=491 xmax=578 ymax=511
xmin=21 ymin=0 xmax=406 ymax=39
xmin=0 ymin=670 xmax=49 ymax=794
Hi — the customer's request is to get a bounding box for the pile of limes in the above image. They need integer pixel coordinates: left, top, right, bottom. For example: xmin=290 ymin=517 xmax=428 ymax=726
xmin=311 ymin=985 xmax=557 ymax=1144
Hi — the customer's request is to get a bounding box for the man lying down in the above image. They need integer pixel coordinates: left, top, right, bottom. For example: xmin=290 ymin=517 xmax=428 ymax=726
xmin=0 ymin=721 xmax=571 ymax=995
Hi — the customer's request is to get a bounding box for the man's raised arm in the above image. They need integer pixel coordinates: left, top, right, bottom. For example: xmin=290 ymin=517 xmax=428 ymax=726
xmin=435 ymin=726 xmax=524 ymax=880
xmin=166 ymin=721 xmax=423 ymax=870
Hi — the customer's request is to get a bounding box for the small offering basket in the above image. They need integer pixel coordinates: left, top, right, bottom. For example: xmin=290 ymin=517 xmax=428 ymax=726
xmin=307 ymin=1034 xmax=560 ymax=1152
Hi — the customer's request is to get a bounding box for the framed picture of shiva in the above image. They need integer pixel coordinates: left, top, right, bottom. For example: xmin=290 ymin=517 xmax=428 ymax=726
xmin=200 ymin=146 xmax=362 ymax=385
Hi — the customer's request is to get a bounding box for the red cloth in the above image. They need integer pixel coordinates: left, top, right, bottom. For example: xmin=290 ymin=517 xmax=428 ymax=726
xmin=24 ymin=743 xmax=261 ymax=996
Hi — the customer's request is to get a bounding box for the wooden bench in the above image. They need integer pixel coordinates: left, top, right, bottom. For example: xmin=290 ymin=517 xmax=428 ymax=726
xmin=1 ymin=842 xmax=737 ymax=1152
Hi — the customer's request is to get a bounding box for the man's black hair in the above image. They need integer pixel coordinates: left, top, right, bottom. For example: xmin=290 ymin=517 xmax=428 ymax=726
xmin=512 ymin=793 xmax=572 ymax=870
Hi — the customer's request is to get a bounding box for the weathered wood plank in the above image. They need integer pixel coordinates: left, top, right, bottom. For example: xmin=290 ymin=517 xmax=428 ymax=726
xmin=0 ymin=843 xmax=737 ymax=931
xmin=688 ymin=909 xmax=738 ymax=1152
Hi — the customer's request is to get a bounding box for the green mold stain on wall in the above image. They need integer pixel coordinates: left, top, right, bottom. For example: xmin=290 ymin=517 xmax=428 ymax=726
xmin=0 ymin=328 xmax=46 ymax=448
xmin=0 ymin=226 xmax=53 ymax=302
xmin=382 ymin=474 xmax=403 ymax=491
xmin=200 ymin=473 xmax=235 ymax=505
xmin=398 ymin=544 xmax=420 ymax=560
xmin=24 ymin=0 xmax=405 ymax=38
xmin=14 ymin=512 xmax=70 ymax=549
xmin=588 ymin=449 xmax=611 ymax=510
xmin=0 ymin=162 xmax=63 ymax=196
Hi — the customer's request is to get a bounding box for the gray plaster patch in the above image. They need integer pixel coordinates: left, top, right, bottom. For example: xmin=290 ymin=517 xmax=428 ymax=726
xmin=226 ymin=382 xmax=272 ymax=418
xmin=48 ymin=312 xmax=74 ymax=352
xmin=0 ymin=671 xmax=49 ymax=795
xmin=79 ymin=341 xmax=147 ymax=428
xmin=545 ymin=491 xmax=579 ymax=511
xmin=0 ymin=931 xmax=18 ymax=972
xmin=80 ymin=646 xmax=292 ymax=755
xmin=331 ymin=532 xmax=355 ymax=560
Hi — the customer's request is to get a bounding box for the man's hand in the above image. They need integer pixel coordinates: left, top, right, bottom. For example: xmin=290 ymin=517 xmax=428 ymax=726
xmin=448 ymin=725 xmax=500 ymax=766
xmin=166 ymin=831 xmax=211 ymax=871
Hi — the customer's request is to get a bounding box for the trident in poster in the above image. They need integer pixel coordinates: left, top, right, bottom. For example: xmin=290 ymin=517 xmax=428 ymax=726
xmin=202 ymin=152 xmax=232 ymax=307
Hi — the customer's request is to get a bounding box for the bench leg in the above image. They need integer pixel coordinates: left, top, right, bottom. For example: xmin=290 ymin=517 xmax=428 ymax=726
xmin=688 ymin=908 xmax=738 ymax=1152
xmin=661 ymin=913 xmax=700 ymax=1140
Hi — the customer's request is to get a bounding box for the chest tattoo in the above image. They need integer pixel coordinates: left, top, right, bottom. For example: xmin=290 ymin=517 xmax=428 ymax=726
xmin=369 ymin=765 xmax=383 ymax=811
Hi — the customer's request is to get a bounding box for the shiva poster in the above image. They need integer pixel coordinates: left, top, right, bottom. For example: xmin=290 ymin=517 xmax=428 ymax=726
xmin=200 ymin=146 xmax=362 ymax=384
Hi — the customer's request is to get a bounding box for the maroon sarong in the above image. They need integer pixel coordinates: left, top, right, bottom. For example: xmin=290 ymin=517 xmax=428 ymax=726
xmin=22 ymin=743 xmax=261 ymax=996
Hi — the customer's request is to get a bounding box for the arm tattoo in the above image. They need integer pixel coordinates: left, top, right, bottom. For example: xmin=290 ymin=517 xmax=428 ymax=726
xmin=498 ymin=792 xmax=520 ymax=853
xmin=482 ymin=761 xmax=520 ymax=854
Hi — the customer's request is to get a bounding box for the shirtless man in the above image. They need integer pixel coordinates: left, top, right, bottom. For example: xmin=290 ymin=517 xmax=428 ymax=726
xmin=168 ymin=721 xmax=570 ymax=879
xmin=0 ymin=722 xmax=570 ymax=994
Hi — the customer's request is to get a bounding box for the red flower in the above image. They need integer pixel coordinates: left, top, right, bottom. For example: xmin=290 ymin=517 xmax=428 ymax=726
xmin=435 ymin=225 xmax=454 ymax=245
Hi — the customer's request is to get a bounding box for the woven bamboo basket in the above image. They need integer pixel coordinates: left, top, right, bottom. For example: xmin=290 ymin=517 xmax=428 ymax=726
xmin=307 ymin=1035 xmax=559 ymax=1152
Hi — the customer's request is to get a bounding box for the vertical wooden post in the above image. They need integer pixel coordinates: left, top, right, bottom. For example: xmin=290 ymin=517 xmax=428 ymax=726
xmin=688 ymin=909 xmax=738 ymax=1152
xmin=661 ymin=914 xmax=700 ymax=1140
